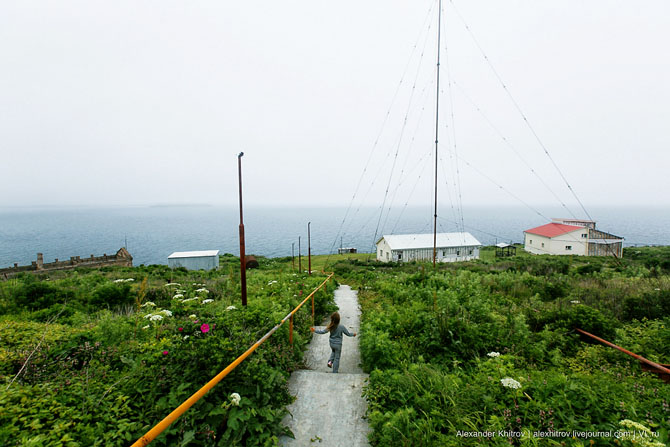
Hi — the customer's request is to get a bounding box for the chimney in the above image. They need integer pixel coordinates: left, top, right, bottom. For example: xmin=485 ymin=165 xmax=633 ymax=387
xmin=36 ymin=253 xmax=44 ymax=269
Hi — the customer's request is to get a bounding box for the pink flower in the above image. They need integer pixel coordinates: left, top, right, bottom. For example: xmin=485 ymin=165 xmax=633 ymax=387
xmin=162 ymin=350 xmax=169 ymax=356
xmin=178 ymin=327 xmax=183 ymax=332
xmin=200 ymin=323 xmax=210 ymax=333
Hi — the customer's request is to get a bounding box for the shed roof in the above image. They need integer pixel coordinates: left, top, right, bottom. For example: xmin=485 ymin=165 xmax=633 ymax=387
xmin=168 ymin=250 xmax=220 ymax=259
xmin=495 ymin=242 xmax=512 ymax=248
xmin=378 ymin=232 xmax=481 ymax=250
xmin=524 ymin=223 xmax=583 ymax=238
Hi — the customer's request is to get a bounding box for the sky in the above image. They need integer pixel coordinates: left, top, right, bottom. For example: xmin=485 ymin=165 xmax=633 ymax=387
xmin=1 ymin=1 xmax=669 ymax=214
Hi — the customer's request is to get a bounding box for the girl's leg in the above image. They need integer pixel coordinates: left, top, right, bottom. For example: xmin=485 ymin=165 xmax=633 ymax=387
xmin=328 ymin=348 xmax=336 ymax=366
xmin=331 ymin=344 xmax=342 ymax=373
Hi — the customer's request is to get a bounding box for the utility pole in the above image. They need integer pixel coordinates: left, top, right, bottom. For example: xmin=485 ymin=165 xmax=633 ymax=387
xmin=308 ymin=222 xmax=312 ymax=276
xmin=237 ymin=152 xmax=247 ymax=306
xmin=292 ymin=242 xmax=295 ymax=270
xmin=298 ymin=236 xmax=302 ymax=273
xmin=432 ymin=0 xmax=443 ymax=269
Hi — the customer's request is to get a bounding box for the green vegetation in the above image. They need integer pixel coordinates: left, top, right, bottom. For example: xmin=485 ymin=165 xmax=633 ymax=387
xmin=0 ymin=255 xmax=335 ymax=446
xmin=2 ymin=246 xmax=669 ymax=446
xmin=333 ymin=246 xmax=670 ymax=446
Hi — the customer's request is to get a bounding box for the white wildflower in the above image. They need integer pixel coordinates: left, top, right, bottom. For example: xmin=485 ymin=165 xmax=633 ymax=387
xmin=226 ymin=305 xmax=236 ymax=311
xmin=113 ymin=279 xmax=124 ymax=283
xmin=149 ymin=314 xmax=164 ymax=322
xmin=173 ymin=294 xmax=184 ymax=299
xmin=160 ymin=309 xmax=173 ymax=317
xmin=487 ymin=352 xmax=500 ymax=358
xmin=267 ymin=280 xmax=278 ymax=286
xmin=181 ymin=297 xmax=199 ymax=303
xmin=141 ymin=301 xmax=156 ymax=307
xmin=164 ymin=283 xmax=181 ymax=287
xmin=124 ymin=278 xmax=134 ymax=282
xmin=230 ymin=393 xmax=241 ymax=406
xmin=142 ymin=325 xmax=150 ymax=330
xmin=570 ymin=300 xmax=580 ymax=304
xmin=144 ymin=313 xmax=154 ymax=319
xmin=202 ymin=299 xmax=214 ymax=304
xmin=189 ymin=314 xmax=197 ymax=319
xmin=195 ymin=288 xmax=209 ymax=293
xmin=183 ymin=335 xmax=189 ymax=340
xmin=500 ymin=377 xmax=522 ymax=389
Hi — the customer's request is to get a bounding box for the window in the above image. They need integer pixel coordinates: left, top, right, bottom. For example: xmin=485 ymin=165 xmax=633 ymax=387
xmin=456 ymin=250 xmax=461 ymax=256
xmin=397 ymin=252 xmax=402 ymax=260
xmin=581 ymin=233 xmax=587 ymax=238
xmin=541 ymin=242 xmax=545 ymax=248
xmin=530 ymin=239 xmax=533 ymax=244
xmin=442 ymin=250 xmax=446 ymax=256
xmin=565 ymin=245 xmax=572 ymax=251
xmin=469 ymin=250 xmax=473 ymax=255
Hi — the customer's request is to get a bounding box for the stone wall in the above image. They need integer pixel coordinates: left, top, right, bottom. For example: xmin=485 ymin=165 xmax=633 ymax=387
xmin=1 ymin=248 xmax=133 ymax=280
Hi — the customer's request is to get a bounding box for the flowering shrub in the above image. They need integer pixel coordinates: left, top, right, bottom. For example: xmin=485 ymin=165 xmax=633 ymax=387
xmin=0 ymin=256 xmax=336 ymax=446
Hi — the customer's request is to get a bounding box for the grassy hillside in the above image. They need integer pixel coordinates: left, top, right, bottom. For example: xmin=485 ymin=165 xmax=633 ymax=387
xmin=0 ymin=255 xmax=335 ymax=446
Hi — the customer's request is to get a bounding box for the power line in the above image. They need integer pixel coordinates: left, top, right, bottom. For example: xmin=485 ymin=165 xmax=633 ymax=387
xmin=452 ymin=80 xmax=580 ymax=220
xmin=448 ymin=0 xmax=593 ymax=222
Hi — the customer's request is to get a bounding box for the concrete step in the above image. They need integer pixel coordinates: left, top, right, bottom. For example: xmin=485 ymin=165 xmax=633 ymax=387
xmin=280 ymin=370 xmax=370 ymax=447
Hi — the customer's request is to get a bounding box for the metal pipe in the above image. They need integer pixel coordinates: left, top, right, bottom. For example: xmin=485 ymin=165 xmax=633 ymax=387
xmin=432 ymin=0 xmax=442 ymax=269
xmin=298 ymin=236 xmax=302 ymax=273
xmin=576 ymin=328 xmax=670 ymax=375
xmin=238 ymin=152 xmax=247 ymax=307
xmin=292 ymin=242 xmax=295 ymax=270
xmin=308 ymin=222 xmax=312 ymax=276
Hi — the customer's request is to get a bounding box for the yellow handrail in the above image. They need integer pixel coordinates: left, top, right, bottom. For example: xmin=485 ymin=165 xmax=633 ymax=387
xmin=131 ymin=272 xmax=334 ymax=447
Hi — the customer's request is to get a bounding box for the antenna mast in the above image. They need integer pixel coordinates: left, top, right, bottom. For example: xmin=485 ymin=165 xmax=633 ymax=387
xmin=433 ymin=0 xmax=442 ymax=268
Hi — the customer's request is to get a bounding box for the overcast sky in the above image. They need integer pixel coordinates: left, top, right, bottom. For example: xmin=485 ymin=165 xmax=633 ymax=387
xmin=1 ymin=1 xmax=669 ymax=214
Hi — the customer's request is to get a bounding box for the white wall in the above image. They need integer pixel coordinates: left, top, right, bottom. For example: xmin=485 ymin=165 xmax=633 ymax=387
xmin=524 ymin=229 xmax=588 ymax=255
xmin=168 ymin=255 xmax=219 ymax=270
xmin=376 ymin=238 xmax=392 ymax=262
xmin=376 ymin=240 xmax=480 ymax=263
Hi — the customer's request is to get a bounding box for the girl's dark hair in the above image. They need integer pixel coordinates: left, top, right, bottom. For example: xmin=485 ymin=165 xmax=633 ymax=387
xmin=326 ymin=312 xmax=340 ymax=333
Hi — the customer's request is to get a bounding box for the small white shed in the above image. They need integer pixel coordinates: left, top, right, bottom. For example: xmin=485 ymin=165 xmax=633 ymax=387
xmin=376 ymin=232 xmax=481 ymax=263
xmin=168 ymin=250 xmax=220 ymax=271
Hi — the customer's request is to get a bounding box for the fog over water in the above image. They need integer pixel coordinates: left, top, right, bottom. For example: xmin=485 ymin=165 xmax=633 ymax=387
xmin=1 ymin=206 xmax=667 ymax=267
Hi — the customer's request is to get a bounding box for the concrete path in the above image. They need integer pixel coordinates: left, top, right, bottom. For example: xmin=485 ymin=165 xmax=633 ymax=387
xmin=281 ymin=285 xmax=370 ymax=447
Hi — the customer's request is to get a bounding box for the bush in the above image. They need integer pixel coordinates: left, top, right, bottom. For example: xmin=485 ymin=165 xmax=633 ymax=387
xmin=89 ymin=283 xmax=133 ymax=308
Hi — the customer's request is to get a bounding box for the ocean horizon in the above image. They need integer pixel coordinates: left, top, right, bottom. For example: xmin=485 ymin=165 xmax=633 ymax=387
xmin=1 ymin=205 xmax=668 ymax=268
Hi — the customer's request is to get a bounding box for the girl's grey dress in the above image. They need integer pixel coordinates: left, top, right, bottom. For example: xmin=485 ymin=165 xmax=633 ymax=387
xmin=314 ymin=324 xmax=354 ymax=373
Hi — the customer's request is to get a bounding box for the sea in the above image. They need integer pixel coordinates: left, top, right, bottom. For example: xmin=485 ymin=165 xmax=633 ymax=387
xmin=0 ymin=205 xmax=668 ymax=268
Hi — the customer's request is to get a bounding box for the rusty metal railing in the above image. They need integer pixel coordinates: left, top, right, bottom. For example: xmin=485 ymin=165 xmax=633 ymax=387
xmin=576 ymin=328 xmax=670 ymax=383
xmin=131 ymin=272 xmax=334 ymax=446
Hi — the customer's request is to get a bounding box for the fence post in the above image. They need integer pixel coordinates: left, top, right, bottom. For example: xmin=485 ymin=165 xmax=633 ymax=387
xmin=311 ymin=293 xmax=315 ymax=327
xmin=289 ymin=314 xmax=294 ymax=345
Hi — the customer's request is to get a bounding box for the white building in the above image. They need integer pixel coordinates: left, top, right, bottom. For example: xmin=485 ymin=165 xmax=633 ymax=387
xmin=168 ymin=250 xmax=220 ymax=270
xmin=524 ymin=221 xmax=623 ymax=257
xmin=376 ymin=233 xmax=481 ymax=263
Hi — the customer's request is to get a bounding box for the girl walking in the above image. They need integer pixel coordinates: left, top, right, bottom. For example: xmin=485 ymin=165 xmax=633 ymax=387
xmin=311 ymin=312 xmax=356 ymax=373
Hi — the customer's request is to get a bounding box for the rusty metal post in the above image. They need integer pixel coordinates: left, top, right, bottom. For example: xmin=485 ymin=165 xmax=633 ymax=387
xmin=289 ymin=314 xmax=294 ymax=345
xmin=237 ymin=152 xmax=247 ymax=307
xmin=308 ymin=221 xmax=312 ymax=276
xmin=298 ymin=236 xmax=302 ymax=273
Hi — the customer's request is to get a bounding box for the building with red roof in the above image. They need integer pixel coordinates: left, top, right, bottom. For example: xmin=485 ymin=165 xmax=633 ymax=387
xmin=523 ymin=219 xmax=623 ymax=257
